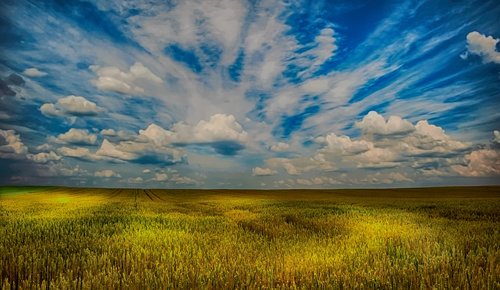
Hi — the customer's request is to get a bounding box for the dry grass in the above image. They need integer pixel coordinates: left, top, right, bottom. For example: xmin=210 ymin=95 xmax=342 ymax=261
xmin=1 ymin=186 xmax=499 ymax=289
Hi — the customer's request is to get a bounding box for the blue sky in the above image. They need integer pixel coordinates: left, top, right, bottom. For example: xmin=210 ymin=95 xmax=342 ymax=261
xmin=0 ymin=0 xmax=499 ymax=188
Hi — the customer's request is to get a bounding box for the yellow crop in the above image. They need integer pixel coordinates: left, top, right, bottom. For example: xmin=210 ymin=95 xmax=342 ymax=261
xmin=0 ymin=187 xmax=499 ymax=289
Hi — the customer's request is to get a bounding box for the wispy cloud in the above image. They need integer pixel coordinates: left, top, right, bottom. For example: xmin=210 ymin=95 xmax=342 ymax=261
xmin=0 ymin=0 xmax=499 ymax=187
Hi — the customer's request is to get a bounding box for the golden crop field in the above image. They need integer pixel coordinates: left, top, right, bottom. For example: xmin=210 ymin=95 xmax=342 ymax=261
xmin=0 ymin=186 xmax=499 ymax=289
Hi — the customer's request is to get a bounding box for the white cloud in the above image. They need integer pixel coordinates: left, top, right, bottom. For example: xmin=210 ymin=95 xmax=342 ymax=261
xmin=252 ymin=167 xmax=277 ymax=176
xmin=269 ymin=142 xmax=290 ymax=152
xmin=100 ymin=129 xmax=116 ymax=136
xmin=310 ymin=28 xmax=337 ymax=66
xmin=465 ymin=31 xmax=500 ymax=64
xmin=0 ymin=129 xmax=28 ymax=159
xmin=356 ymin=111 xmax=415 ymax=136
xmin=54 ymin=128 xmax=97 ymax=145
xmin=143 ymin=169 xmax=151 ymax=174
xmin=100 ymin=129 xmax=135 ymax=140
xmin=40 ymin=104 xmax=61 ymax=117
xmin=27 ymin=151 xmax=61 ymax=163
xmin=23 ymin=67 xmax=47 ymax=77
xmin=494 ymin=130 xmax=500 ymax=144
xmin=170 ymin=174 xmax=197 ymax=185
xmin=295 ymin=177 xmax=340 ymax=186
xmin=362 ymin=172 xmax=413 ymax=184
xmin=317 ymin=133 xmax=373 ymax=155
xmin=282 ymin=162 xmax=301 ymax=175
xmin=96 ymin=138 xmax=185 ymax=165
xmin=138 ymin=114 xmax=248 ymax=149
xmin=452 ymin=149 xmax=500 ymax=177
xmin=40 ymin=95 xmax=103 ymax=117
xmin=95 ymin=139 xmax=136 ymax=161
xmin=52 ymin=164 xmax=89 ymax=177
xmin=266 ymin=154 xmax=337 ymax=176
xmin=125 ymin=177 xmax=144 ymax=184
xmin=138 ymin=124 xmax=175 ymax=145
xmin=405 ymin=120 xmax=468 ymax=155
xmin=90 ymin=62 xmax=162 ymax=95
xmin=296 ymin=178 xmax=313 ymax=186
xmin=354 ymin=147 xmax=398 ymax=169
xmin=267 ymin=158 xmax=304 ymax=175
xmin=169 ymin=114 xmax=248 ymax=144
xmin=95 ymin=169 xmax=121 ymax=178
xmin=301 ymin=78 xmax=330 ymax=94
xmin=123 ymin=0 xmax=248 ymax=57
xmin=273 ymin=112 xmax=470 ymax=176
xmin=57 ymin=147 xmax=98 ymax=161
xmin=35 ymin=143 xmax=52 ymax=152
xmin=154 ymin=173 xmax=168 ymax=181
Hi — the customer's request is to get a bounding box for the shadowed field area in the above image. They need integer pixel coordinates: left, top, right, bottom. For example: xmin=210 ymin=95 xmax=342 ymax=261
xmin=1 ymin=187 xmax=499 ymax=289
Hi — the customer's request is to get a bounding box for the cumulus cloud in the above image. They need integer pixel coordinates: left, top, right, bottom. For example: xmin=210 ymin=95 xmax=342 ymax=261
xmin=170 ymin=174 xmax=197 ymax=185
xmin=296 ymin=178 xmax=313 ymax=186
xmin=27 ymin=151 xmax=61 ymax=163
xmin=125 ymin=177 xmax=144 ymax=184
xmin=100 ymin=129 xmax=116 ymax=136
xmin=452 ymin=149 xmax=500 ymax=177
xmin=53 ymin=129 xmax=97 ymax=145
xmin=57 ymin=146 xmax=100 ymax=161
xmin=316 ymin=133 xmax=373 ymax=155
xmin=465 ymin=31 xmax=500 ymax=64
xmin=354 ymin=147 xmax=399 ymax=169
xmin=269 ymin=142 xmax=289 ymax=152
xmin=95 ymin=169 xmax=121 ymax=178
xmin=268 ymin=111 xmax=471 ymax=179
xmin=51 ymin=164 xmax=90 ymax=177
xmin=95 ymin=139 xmax=136 ymax=160
xmin=170 ymin=114 xmax=248 ymax=144
xmin=50 ymin=125 xmax=187 ymax=165
xmin=154 ymin=173 xmax=168 ymax=181
xmin=252 ymin=167 xmax=277 ymax=176
xmin=315 ymin=132 xmax=397 ymax=169
xmin=96 ymin=138 xmax=185 ymax=165
xmin=295 ymin=177 xmax=339 ymax=186
xmin=356 ymin=111 xmax=415 ymax=136
xmin=405 ymin=120 xmax=468 ymax=156
xmin=100 ymin=129 xmax=135 ymax=141
xmin=90 ymin=62 xmax=162 ymax=95
xmin=267 ymin=158 xmax=307 ymax=175
xmin=0 ymin=129 xmax=28 ymax=159
xmin=139 ymin=114 xmax=248 ymax=155
xmin=362 ymin=172 xmax=413 ymax=184
xmin=23 ymin=68 xmax=47 ymax=77
xmin=138 ymin=124 xmax=175 ymax=145
xmin=35 ymin=143 xmax=52 ymax=152
xmin=494 ymin=130 xmax=500 ymax=144
xmin=40 ymin=95 xmax=103 ymax=117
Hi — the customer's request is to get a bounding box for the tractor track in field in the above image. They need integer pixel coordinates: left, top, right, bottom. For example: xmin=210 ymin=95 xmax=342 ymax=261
xmin=107 ymin=189 xmax=123 ymax=199
xmin=145 ymin=189 xmax=165 ymax=202
xmin=143 ymin=189 xmax=154 ymax=201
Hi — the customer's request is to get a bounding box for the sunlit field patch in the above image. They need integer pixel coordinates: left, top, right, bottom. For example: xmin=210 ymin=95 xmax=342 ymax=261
xmin=0 ymin=187 xmax=499 ymax=289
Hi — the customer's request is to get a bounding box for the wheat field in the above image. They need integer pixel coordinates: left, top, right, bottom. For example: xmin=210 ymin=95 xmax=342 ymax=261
xmin=0 ymin=186 xmax=499 ymax=289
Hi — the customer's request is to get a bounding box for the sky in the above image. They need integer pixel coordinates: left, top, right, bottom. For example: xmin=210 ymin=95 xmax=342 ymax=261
xmin=0 ymin=0 xmax=499 ymax=188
